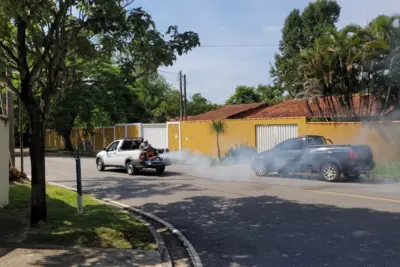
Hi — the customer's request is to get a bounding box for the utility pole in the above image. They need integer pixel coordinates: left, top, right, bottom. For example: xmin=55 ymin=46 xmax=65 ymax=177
xmin=183 ymin=74 xmax=187 ymax=121
xmin=19 ymin=98 xmax=24 ymax=173
xmin=178 ymin=71 xmax=183 ymax=121
xmin=6 ymin=73 xmax=15 ymax=167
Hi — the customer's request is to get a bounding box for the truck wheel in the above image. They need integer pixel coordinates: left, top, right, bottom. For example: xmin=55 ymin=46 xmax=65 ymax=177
xmin=126 ymin=161 xmax=136 ymax=175
xmin=320 ymin=163 xmax=341 ymax=182
xmin=254 ymin=163 xmax=268 ymax=177
xmin=344 ymin=171 xmax=360 ymax=181
xmin=156 ymin=166 xmax=165 ymax=174
xmin=96 ymin=159 xmax=105 ymax=171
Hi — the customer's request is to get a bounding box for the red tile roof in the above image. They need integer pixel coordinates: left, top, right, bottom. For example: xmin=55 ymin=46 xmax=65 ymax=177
xmin=247 ymin=95 xmax=387 ymax=119
xmin=168 ymin=103 xmax=266 ymax=121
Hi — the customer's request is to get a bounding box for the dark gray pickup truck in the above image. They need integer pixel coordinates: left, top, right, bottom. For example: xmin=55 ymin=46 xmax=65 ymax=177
xmin=250 ymin=135 xmax=375 ymax=182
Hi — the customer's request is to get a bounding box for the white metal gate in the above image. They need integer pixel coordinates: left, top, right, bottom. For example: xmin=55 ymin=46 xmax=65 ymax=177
xmin=256 ymin=124 xmax=298 ymax=152
xmin=142 ymin=123 xmax=168 ymax=149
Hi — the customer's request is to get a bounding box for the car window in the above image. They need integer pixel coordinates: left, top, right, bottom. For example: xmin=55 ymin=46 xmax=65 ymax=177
xmin=120 ymin=140 xmax=140 ymax=150
xmin=106 ymin=141 xmax=119 ymax=151
xmin=307 ymin=136 xmax=325 ymax=146
xmin=280 ymin=140 xmax=302 ymax=150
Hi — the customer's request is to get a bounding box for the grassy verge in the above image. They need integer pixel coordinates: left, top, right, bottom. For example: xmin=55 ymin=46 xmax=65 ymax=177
xmin=373 ymin=163 xmax=400 ymax=177
xmin=4 ymin=184 xmax=156 ymax=249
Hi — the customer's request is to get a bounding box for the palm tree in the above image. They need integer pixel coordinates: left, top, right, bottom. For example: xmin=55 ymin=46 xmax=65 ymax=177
xmin=210 ymin=120 xmax=226 ymax=161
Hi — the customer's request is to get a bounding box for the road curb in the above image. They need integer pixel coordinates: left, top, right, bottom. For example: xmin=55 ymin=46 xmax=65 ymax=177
xmin=102 ymin=198 xmax=204 ymax=267
xmin=46 ymin=182 xmax=173 ymax=267
xmin=47 ymin=182 xmax=203 ymax=267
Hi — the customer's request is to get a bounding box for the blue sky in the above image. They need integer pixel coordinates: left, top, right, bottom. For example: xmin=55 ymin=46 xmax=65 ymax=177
xmin=133 ymin=0 xmax=400 ymax=104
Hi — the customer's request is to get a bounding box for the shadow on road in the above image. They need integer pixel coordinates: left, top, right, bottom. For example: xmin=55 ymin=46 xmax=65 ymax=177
xmin=138 ymin=194 xmax=400 ymax=267
xmin=106 ymin=168 xmax=184 ymax=177
xmin=266 ymin=173 xmax=400 ymax=185
xmin=67 ymin=176 xmax=203 ymax=200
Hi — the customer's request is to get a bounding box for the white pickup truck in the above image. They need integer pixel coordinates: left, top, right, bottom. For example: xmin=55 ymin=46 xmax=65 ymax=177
xmin=95 ymin=138 xmax=172 ymax=175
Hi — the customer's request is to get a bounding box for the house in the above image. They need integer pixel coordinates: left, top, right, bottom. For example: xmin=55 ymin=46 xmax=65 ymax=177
xmin=0 ymin=115 xmax=9 ymax=207
xmin=168 ymin=103 xmax=267 ymax=121
xmin=241 ymin=95 xmax=395 ymax=120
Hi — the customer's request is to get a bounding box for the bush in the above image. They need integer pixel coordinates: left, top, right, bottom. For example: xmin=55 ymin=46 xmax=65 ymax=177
xmin=9 ymin=167 xmax=28 ymax=183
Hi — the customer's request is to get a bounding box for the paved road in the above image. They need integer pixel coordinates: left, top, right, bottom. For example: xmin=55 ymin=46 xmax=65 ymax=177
xmin=17 ymin=157 xmax=400 ymax=267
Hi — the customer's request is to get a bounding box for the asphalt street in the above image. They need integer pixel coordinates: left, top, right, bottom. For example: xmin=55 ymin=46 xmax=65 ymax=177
xmin=16 ymin=156 xmax=400 ymax=267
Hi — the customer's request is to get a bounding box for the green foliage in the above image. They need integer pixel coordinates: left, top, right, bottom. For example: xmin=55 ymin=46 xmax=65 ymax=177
xmin=0 ymin=0 xmax=201 ymax=224
xmin=271 ymin=0 xmax=400 ymax=119
xmin=210 ymin=120 xmax=226 ymax=160
xmin=187 ymin=93 xmax=220 ymax=115
xmin=226 ymin=85 xmax=284 ymax=105
xmin=226 ymin=86 xmax=261 ymax=104
xmin=210 ymin=120 xmax=226 ymax=135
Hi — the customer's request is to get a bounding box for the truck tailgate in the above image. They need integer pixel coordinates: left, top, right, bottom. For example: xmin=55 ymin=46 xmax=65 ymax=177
xmin=352 ymin=145 xmax=374 ymax=164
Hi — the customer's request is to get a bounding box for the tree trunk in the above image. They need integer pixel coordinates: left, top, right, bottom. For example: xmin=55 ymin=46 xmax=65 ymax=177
xmin=216 ymin=134 xmax=221 ymax=161
xmin=28 ymin=110 xmax=47 ymax=227
xmin=61 ymin=130 xmax=74 ymax=151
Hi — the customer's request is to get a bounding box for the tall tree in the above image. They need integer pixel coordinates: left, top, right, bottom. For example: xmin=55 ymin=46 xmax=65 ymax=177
xmin=226 ymin=85 xmax=261 ymax=104
xmin=271 ymin=0 xmax=341 ymax=97
xmin=187 ymin=93 xmax=219 ymax=115
xmin=0 ymin=0 xmax=200 ymax=226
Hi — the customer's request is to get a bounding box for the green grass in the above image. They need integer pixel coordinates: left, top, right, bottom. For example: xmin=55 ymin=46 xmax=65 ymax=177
xmin=373 ymin=163 xmax=400 ymax=177
xmin=5 ymin=184 xmax=156 ymax=249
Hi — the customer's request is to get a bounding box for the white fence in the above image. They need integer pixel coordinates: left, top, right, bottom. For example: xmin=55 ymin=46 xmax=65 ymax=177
xmin=0 ymin=116 xmax=9 ymax=207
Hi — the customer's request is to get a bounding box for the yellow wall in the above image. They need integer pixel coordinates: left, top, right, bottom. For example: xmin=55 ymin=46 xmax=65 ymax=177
xmin=42 ymin=119 xmax=400 ymax=163
xmin=305 ymin=122 xmax=400 ymax=163
xmin=181 ymin=118 xmax=307 ymax=157
xmin=168 ymin=124 xmax=180 ymax=151
xmin=93 ymin=128 xmax=104 ymax=150
xmin=70 ymin=129 xmax=78 ymax=147
xmin=0 ymin=117 xmax=9 ymax=207
xmin=104 ymin=127 xmax=114 ymax=146
xmin=115 ymin=125 xmax=125 ymax=139
xmin=127 ymin=125 xmax=140 ymax=138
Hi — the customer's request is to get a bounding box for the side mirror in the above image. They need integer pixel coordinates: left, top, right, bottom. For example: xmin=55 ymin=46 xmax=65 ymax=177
xmin=103 ymin=148 xmax=106 ymax=151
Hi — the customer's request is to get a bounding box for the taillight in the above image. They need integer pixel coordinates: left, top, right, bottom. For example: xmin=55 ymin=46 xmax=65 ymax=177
xmin=349 ymin=150 xmax=357 ymax=160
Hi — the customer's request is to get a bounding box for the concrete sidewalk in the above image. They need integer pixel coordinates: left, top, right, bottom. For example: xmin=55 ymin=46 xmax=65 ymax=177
xmin=0 ymin=247 xmax=162 ymax=267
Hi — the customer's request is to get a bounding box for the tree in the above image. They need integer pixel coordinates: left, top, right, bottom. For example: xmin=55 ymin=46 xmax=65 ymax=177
xmin=210 ymin=120 xmax=226 ymax=160
xmin=271 ymin=0 xmax=341 ymax=97
xmin=0 ymin=0 xmax=200 ymax=226
xmin=256 ymin=85 xmax=284 ymax=105
xmin=187 ymin=93 xmax=219 ymax=115
xmin=226 ymin=86 xmax=261 ymax=104
xmin=226 ymin=85 xmax=284 ymax=105
xmin=135 ymin=73 xmax=177 ymax=123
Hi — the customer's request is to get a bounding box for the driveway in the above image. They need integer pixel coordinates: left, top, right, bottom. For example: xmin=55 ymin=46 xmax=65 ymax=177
xmin=16 ymin=156 xmax=400 ymax=267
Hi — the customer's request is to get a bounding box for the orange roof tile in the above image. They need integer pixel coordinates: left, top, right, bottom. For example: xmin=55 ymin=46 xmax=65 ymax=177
xmin=247 ymin=95 xmax=387 ymax=119
xmin=168 ymin=103 xmax=266 ymax=121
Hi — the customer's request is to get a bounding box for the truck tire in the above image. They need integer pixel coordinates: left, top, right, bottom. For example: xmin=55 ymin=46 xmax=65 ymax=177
xmin=344 ymin=171 xmax=360 ymax=181
xmin=320 ymin=162 xmax=341 ymax=182
xmin=156 ymin=166 xmax=165 ymax=174
xmin=254 ymin=164 xmax=268 ymax=177
xmin=96 ymin=158 xmax=105 ymax=171
xmin=126 ymin=161 xmax=136 ymax=175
